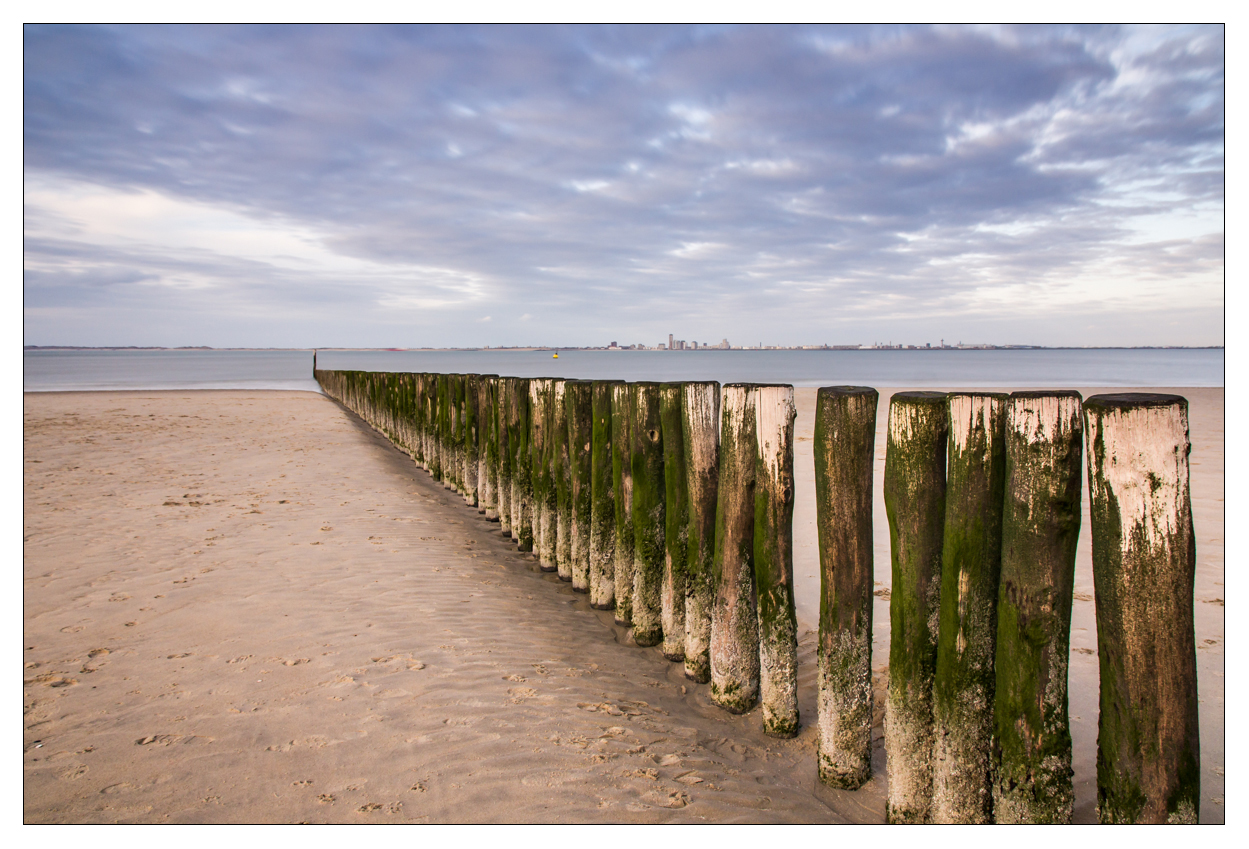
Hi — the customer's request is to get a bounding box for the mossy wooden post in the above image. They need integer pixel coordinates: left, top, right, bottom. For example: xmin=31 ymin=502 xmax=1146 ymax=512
xmin=884 ymin=390 xmax=948 ymax=824
xmin=753 ymin=384 xmax=799 ymax=737
xmin=511 ymin=378 xmax=534 ymax=552
xmin=611 ymin=382 xmax=636 ymax=625
xmin=931 ymin=393 xmax=1008 ymax=822
xmin=463 ymin=374 xmax=480 ymax=507
xmin=530 ymin=378 xmax=557 ymax=571
xmin=418 ymin=373 xmax=433 ymax=472
xmin=993 ymin=390 xmax=1083 ymax=824
xmin=710 ymin=384 xmax=760 ymax=713
xmin=566 ymin=380 xmax=594 ymax=593
xmin=553 ymin=379 xmax=573 ymax=581
xmin=659 ymin=383 xmax=689 ymax=662
xmin=497 ymin=377 xmax=514 ymax=536
xmin=814 ymin=386 xmax=878 ymax=788
xmin=682 ymin=381 xmax=719 ymax=683
xmin=590 ymin=380 xmax=621 ymax=610
xmin=631 ymin=382 xmax=666 ymax=647
xmin=433 ymin=373 xmax=448 ymax=484
xmin=449 ymin=374 xmax=464 ymax=493
xmin=1084 ymin=394 xmax=1199 ymax=824
xmin=480 ymin=375 xmax=499 ymax=519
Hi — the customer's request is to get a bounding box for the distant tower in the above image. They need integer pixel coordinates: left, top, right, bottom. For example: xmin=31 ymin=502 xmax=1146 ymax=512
xmin=669 ymin=333 xmax=674 ymax=350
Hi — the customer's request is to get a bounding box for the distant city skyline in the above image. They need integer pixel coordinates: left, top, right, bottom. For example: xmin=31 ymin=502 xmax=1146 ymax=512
xmin=24 ymin=25 xmax=1224 ymax=349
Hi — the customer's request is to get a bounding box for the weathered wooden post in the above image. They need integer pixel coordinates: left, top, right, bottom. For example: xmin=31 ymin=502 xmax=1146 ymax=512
xmin=497 ymin=377 xmax=514 ymax=536
xmin=530 ymin=378 xmax=557 ymax=571
xmin=553 ymin=379 xmax=574 ymax=581
xmin=566 ymin=380 xmax=594 ymax=593
xmin=1084 ymin=393 xmax=1199 ymax=824
xmin=590 ymin=380 xmax=621 ymax=610
xmin=993 ymin=390 xmax=1083 ymax=824
xmin=433 ymin=373 xmax=448 ymax=484
xmin=463 ymin=374 xmax=480 ymax=507
xmin=448 ymin=374 xmax=463 ymax=493
xmin=631 ymin=382 xmax=666 ymax=647
xmin=710 ymin=384 xmax=759 ymax=713
xmin=884 ymin=390 xmax=948 ymax=824
xmin=611 ymin=382 xmax=636 ymax=626
xmin=682 ymin=381 xmax=719 ymax=684
xmin=659 ymin=383 xmax=688 ymax=662
xmin=813 ymin=386 xmax=878 ymax=788
xmin=931 ymin=392 xmax=1008 ymax=823
xmin=753 ymin=384 xmax=799 ymax=737
xmin=479 ymin=375 xmax=499 ymax=519
xmin=511 ymin=378 xmax=534 ymax=552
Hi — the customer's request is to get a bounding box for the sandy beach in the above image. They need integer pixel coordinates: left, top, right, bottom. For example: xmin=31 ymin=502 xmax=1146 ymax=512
xmin=23 ymin=386 xmax=1224 ymax=823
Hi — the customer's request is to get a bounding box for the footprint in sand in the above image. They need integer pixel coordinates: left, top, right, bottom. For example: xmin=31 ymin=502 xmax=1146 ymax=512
xmin=507 ymin=687 xmax=538 ymax=703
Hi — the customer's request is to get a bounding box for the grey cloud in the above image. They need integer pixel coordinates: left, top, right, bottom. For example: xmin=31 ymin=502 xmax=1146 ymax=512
xmin=23 ymin=24 xmax=1223 ymax=347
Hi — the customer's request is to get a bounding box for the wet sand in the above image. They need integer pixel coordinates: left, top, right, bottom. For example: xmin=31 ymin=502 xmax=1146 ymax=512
xmin=23 ymin=387 xmax=1223 ymax=823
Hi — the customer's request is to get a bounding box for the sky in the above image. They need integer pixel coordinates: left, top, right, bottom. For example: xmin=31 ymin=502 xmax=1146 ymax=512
xmin=23 ymin=24 xmax=1225 ymax=349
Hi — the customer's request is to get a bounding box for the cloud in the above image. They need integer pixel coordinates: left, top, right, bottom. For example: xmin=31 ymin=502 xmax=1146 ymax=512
xmin=23 ymin=24 xmax=1223 ymax=347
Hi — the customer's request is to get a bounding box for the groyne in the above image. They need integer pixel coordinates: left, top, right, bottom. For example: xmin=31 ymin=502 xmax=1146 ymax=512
xmin=315 ymin=367 xmax=1199 ymax=824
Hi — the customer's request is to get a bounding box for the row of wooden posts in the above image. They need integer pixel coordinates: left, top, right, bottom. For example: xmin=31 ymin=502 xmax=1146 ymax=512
xmin=314 ymin=368 xmax=1199 ymax=825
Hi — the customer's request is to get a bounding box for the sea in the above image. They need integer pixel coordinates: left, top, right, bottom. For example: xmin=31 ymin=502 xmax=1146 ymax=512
xmin=23 ymin=347 xmax=1224 ymax=393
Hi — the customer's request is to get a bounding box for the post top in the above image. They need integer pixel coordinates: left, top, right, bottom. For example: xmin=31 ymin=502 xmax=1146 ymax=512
xmin=890 ymin=390 xmax=947 ymax=404
xmin=817 ymin=385 xmax=877 ymax=397
xmin=1084 ymin=392 xmax=1188 ymax=411
xmin=1010 ymin=389 xmax=1082 ymax=400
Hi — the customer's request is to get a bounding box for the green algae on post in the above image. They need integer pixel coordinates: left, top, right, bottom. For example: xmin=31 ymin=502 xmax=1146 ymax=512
xmin=813 ymin=386 xmax=878 ymax=789
xmin=710 ymin=384 xmax=760 ymax=714
xmin=682 ymin=381 xmax=720 ymax=684
xmin=463 ymin=374 xmax=480 ymax=507
xmin=590 ymin=380 xmax=622 ymax=610
xmin=993 ymin=390 xmax=1082 ymax=824
xmin=496 ymin=377 xmax=515 ymax=536
xmin=552 ymin=379 xmax=573 ymax=580
xmin=529 ymin=378 xmax=557 ymax=570
xmin=931 ymin=392 xmax=1007 ymax=823
xmin=480 ymin=375 xmax=500 ymax=519
xmin=753 ymin=384 xmax=799 ymax=738
xmin=883 ymin=390 xmax=948 ymax=824
xmin=659 ymin=383 xmax=689 ymax=662
xmin=1084 ymin=394 xmax=1199 ymax=824
xmin=631 ymin=382 xmax=666 ymax=647
xmin=510 ymin=378 xmax=534 ymax=552
xmin=565 ymin=380 xmax=594 ymax=593
xmin=612 ymin=382 xmax=636 ymax=626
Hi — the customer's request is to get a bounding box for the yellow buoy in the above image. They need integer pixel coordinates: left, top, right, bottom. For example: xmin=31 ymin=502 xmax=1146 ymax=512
xmin=553 ymin=352 xmax=559 ymax=358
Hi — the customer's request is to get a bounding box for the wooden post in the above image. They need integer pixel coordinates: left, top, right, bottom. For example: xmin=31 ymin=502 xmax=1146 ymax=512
xmin=753 ymin=384 xmax=799 ymax=737
xmin=566 ymin=380 xmax=594 ymax=593
xmin=682 ymin=381 xmax=719 ymax=684
xmin=993 ymin=390 xmax=1083 ymax=824
xmin=463 ymin=374 xmax=480 ymax=507
xmin=1084 ymin=394 xmax=1199 ymax=824
xmin=553 ymin=379 xmax=573 ymax=581
xmin=710 ymin=384 xmax=759 ymax=713
xmin=612 ymin=382 xmax=636 ymax=626
xmin=631 ymin=382 xmax=665 ymax=647
xmin=530 ymin=378 xmax=557 ymax=571
xmin=590 ymin=380 xmax=621 ymax=610
xmin=813 ymin=385 xmax=878 ymax=788
xmin=433 ymin=373 xmax=448 ymax=484
xmin=497 ymin=377 xmax=514 ymax=536
xmin=659 ymin=383 xmax=689 ymax=662
xmin=884 ymin=390 xmax=948 ymax=824
xmin=480 ymin=375 xmax=500 ymax=519
xmin=449 ymin=374 xmax=463 ymax=493
xmin=510 ymin=378 xmax=533 ymax=552
xmin=931 ymin=392 xmax=1008 ymax=822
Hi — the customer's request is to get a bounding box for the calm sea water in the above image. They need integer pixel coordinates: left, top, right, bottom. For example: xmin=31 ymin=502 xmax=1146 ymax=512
xmin=24 ymin=347 xmax=1223 ymax=392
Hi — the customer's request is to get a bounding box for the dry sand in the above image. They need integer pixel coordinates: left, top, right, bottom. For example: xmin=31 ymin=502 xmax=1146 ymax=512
xmin=23 ymin=386 xmax=1223 ymax=823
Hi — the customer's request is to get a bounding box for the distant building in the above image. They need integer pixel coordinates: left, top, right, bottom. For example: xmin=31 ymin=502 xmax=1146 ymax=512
xmin=669 ymin=333 xmax=674 ymax=350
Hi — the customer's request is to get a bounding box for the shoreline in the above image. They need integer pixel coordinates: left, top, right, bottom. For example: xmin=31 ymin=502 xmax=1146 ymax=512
xmin=24 ymin=387 xmax=1223 ymax=822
